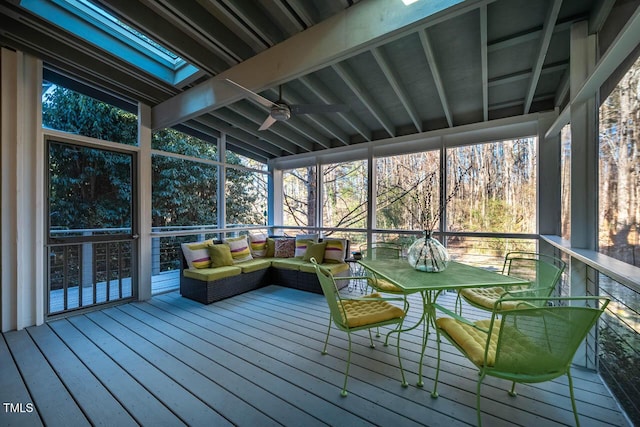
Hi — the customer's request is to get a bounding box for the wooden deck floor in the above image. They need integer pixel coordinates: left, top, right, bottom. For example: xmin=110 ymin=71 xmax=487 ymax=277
xmin=1 ymin=286 xmax=629 ymax=427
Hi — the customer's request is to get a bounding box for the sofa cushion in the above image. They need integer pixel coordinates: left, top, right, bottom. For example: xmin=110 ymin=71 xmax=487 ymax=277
xmin=249 ymin=233 xmax=268 ymax=257
xmin=236 ymin=258 xmax=272 ymax=273
xmin=208 ymin=244 xmax=234 ymax=267
xmin=181 ymin=239 xmax=214 ymax=269
xmin=183 ymin=266 xmax=242 ymax=281
xmin=303 ymin=241 xmax=327 ymax=263
xmin=274 ymin=238 xmax=295 ymax=258
xmin=225 ymin=236 xmax=253 ymax=263
xmin=271 ymin=258 xmax=306 ymax=270
xmin=323 ymin=238 xmax=348 ymax=263
xmin=299 ymin=261 xmax=349 ymax=275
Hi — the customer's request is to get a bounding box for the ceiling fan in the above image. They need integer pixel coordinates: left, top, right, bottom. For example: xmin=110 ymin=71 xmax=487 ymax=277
xmin=224 ymin=78 xmax=349 ymax=131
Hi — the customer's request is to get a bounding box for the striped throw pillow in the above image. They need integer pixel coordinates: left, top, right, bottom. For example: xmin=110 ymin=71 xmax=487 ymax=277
xmin=181 ymin=239 xmax=214 ymax=269
xmin=294 ymin=234 xmax=319 ymax=258
xmin=249 ymin=233 xmax=267 ymax=257
xmin=224 ymin=236 xmax=253 ymax=263
xmin=323 ymin=239 xmax=347 ymax=263
xmin=294 ymin=239 xmax=314 ymax=258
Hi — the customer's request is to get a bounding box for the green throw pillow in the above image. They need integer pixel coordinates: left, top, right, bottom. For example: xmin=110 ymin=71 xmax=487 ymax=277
xmin=265 ymin=238 xmax=276 ymax=257
xmin=209 ymin=244 xmax=234 ymax=267
xmin=303 ymin=241 xmax=327 ymax=263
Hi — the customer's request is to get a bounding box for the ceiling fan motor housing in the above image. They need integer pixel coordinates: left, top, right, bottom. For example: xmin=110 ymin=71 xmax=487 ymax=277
xmin=271 ymin=104 xmax=291 ymax=121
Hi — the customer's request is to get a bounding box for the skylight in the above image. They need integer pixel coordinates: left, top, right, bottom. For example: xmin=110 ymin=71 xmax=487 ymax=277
xmin=20 ymin=0 xmax=199 ymax=86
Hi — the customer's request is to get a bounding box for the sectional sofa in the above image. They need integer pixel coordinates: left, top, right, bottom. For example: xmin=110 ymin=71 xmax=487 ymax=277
xmin=179 ymin=236 xmax=351 ymax=304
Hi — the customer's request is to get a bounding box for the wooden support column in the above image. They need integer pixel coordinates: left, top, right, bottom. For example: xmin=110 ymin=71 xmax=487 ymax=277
xmin=1 ymin=48 xmax=44 ymax=331
xmin=137 ymin=103 xmax=152 ymax=301
xmin=217 ymin=133 xmax=226 ymax=233
xmin=569 ymin=21 xmax=598 ymax=300
xmin=538 ymin=113 xmax=561 ymax=237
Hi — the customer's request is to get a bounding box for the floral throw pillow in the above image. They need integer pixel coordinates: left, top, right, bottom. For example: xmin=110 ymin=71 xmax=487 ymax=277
xmin=274 ymin=238 xmax=295 ymax=258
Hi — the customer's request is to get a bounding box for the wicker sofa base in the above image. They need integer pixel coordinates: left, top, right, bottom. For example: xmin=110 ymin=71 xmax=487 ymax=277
xmin=180 ymin=262 xmax=349 ymax=304
xmin=180 ymin=268 xmax=268 ymax=305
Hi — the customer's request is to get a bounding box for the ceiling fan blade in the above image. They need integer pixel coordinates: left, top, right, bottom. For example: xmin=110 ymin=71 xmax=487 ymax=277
xmin=224 ymin=79 xmax=274 ymax=108
xmin=290 ymin=104 xmax=349 ymax=115
xmin=258 ymin=115 xmax=277 ymax=131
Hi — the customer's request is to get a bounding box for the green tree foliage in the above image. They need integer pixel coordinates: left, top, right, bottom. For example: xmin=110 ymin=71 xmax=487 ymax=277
xmin=48 ymin=142 xmax=133 ymax=231
xmin=43 ymin=85 xmax=266 ymax=232
xmin=43 ymin=86 xmax=137 ymax=231
xmin=43 ymin=86 xmax=137 ymax=144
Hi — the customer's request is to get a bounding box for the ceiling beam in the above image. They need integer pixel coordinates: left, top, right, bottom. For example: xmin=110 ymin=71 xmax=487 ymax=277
xmin=555 ymin=71 xmax=570 ymax=107
xmin=333 ymin=62 xmax=396 ymax=138
xmin=146 ymin=0 xmax=249 ymax=65
xmin=195 ymin=0 xmax=269 ymax=53
xmin=298 ymin=74 xmax=372 ymax=141
xmin=490 ymin=93 xmax=555 ymax=111
xmin=267 ymin=0 xmax=306 ymax=34
xmin=524 ymin=0 xmax=563 ymax=114
xmin=488 ymin=61 xmax=568 ymax=87
xmin=371 ymin=47 xmax=422 ymax=132
xmin=589 ymin=0 xmax=616 ymax=34
xmin=283 ymin=0 xmax=315 ymax=28
xmin=574 ymin=4 xmax=640 ymax=104
xmin=480 ymin=5 xmax=488 ymax=122
xmin=218 ymin=0 xmax=280 ymax=47
xmin=418 ymin=29 xmax=453 ymax=127
xmin=487 ymin=20 xmax=573 ymax=53
xmin=151 ymin=0 xmax=485 ymax=129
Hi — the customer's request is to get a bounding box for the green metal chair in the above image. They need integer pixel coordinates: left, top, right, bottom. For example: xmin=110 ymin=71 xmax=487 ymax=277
xmin=310 ymin=258 xmax=408 ymax=396
xmin=361 ymin=242 xmax=406 ymax=295
xmin=457 ymin=251 xmax=566 ymax=313
xmin=434 ymin=296 xmax=609 ymax=426
xmin=360 ymin=243 xmax=410 ymax=343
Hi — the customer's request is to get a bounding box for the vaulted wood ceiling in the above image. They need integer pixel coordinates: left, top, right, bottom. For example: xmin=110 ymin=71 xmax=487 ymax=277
xmin=0 ymin=0 xmax=616 ymax=163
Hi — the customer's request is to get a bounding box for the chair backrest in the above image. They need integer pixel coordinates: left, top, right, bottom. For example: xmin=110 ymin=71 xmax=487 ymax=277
xmin=487 ymin=297 xmax=608 ymax=379
xmin=310 ymin=258 xmax=349 ymax=328
xmin=361 ymin=242 xmax=402 ymax=260
xmin=501 ymin=252 xmax=566 ymax=291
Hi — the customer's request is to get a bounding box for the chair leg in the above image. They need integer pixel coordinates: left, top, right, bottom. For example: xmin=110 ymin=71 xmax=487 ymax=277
xmin=567 ymin=370 xmax=581 ymax=427
xmin=383 ymin=298 xmax=411 ymax=346
xmin=455 ymin=292 xmax=463 ymax=315
xmin=477 ymin=371 xmax=487 ymax=427
xmin=395 ymin=319 xmax=408 ymax=388
xmin=341 ymin=332 xmax=353 ymax=397
xmin=367 ymin=329 xmax=375 ymax=348
xmin=322 ymin=317 xmax=332 ymax=355
xmin=432 ymin=326 xmax=442 ymax=397
xmin=508 ymin=381 xmax=517 ymax=397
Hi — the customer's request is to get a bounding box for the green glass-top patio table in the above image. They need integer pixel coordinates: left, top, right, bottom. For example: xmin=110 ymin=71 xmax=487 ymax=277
xmin=358 ymin=258 xmax=529 ymax=390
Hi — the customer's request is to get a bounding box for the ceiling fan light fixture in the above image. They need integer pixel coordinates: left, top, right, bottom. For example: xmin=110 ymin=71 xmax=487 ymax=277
xmin=271 ymin=105 xmax=291 ymax=121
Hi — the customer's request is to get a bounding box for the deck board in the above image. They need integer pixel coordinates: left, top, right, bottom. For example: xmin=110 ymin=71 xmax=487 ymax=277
xmin=26 ymin=324 xmax=137 ymax=427
xmin=1 ymin=285 xmax=630 ymax=427
xmin=0 ymin=335 xmax=44 ymax=427
xmin=48 ymin=319 xmax=181 ymax=426
xmin=3 ymin=329 xmax=88 ymax=426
